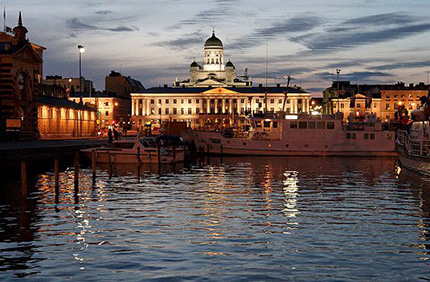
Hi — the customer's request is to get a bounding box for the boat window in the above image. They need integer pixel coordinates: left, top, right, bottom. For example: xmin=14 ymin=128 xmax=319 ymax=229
xmin=370 ymin=133 xmax=375 ymax=140
xmin=290 ymin=122 xmax=297 ymax=129
xmin=256 ymin=121 xmax=262 ymax=128
xmin=327 ymin=122 xmax=335 ymax=129
xmin=308 ymin=122 xmax=315 ymax=129
xmin=263 ymin=121 xmax=271 ymax=128
xmin=299 ymin=121 xmax=307 ymax=129
xmin=272 ymin=121 xmax=278 ymax=128
xmin=347 ymin=133 xmax=351 ymax=139
xmin=353 ymin=133 xmax=356 ymax=139
xmin=317 ymin=121 xmax=325 ymax=129
xmin=364 ymin=133 xmax=369 ymax=140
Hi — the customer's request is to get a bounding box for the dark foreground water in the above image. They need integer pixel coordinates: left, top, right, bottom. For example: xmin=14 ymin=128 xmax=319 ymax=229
xmin=1 ymin=157 xmax=430 ymax=281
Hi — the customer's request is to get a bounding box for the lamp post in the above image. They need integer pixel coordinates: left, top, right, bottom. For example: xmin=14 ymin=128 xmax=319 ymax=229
xmin=336 ymin=69 xmax=341 ymax=114
xmin=78 ymin=45 xmax=85 ymax=103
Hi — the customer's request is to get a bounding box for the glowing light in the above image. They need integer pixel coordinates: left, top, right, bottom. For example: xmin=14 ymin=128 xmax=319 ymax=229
xmin=285 ymin=115 xmax=298 ymax=120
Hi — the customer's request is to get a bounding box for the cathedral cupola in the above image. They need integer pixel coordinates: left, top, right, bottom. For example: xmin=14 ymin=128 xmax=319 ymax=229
xmin=12 ymin=12 xmax=28 ymax=46
xmin=203 ymin=31 xmax=224 ymax=72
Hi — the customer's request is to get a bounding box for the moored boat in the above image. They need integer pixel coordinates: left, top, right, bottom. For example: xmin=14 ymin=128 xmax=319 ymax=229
xmin=397 ymin=110 xmax=430 ymax=175
xmin=82 ymin=135 xmax=184 ymax=164
xmin=183 ymin=114 xmax=396 ymax=156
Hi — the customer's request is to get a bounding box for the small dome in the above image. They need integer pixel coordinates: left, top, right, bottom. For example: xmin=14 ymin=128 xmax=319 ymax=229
xmin=204 ymin=31 xmax=223 ymax=47
xmin=226 ymin=61 xmax=235 ymax=68
xmin=190 ymin=61 xmax=199 ymax=67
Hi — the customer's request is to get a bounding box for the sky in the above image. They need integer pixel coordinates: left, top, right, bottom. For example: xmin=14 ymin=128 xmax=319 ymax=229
xmin=5 ymin=0 xmax=430 ymax=96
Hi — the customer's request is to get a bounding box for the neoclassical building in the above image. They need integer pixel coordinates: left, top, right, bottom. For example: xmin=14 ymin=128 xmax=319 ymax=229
xmin=131 ymin=32 xmax=310 ymax=130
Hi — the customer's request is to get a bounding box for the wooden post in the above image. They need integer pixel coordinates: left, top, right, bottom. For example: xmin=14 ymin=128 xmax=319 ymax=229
xmin=91 ymin=150 xmax=96 ymax=184
xmin=74 ymin=151 xmax=79 ymax=192
xmin=137 ymin=146 xmax=141 ymax=166
xmin=54 ymin=158 xmax=60 ymax=193
xmin=108 ymin=151 xmax=113 ymax=178
xmin=21 ymin=160 xmax=27 ymax=199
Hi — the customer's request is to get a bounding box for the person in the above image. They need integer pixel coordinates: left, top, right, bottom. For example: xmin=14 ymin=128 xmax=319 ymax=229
xmin=113 ymin=128 xmax=119 ymax=140
xmin=108 ymin=128 xmax=113 ymax=144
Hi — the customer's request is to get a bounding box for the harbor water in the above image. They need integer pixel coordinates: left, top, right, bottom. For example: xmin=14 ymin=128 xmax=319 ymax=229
xmin=1 ymin=157 xmax=430 ymax=281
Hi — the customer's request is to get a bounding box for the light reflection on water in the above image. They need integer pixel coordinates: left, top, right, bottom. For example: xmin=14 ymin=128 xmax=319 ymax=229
xmin=1 ymin=157 xmax=430 ymax=280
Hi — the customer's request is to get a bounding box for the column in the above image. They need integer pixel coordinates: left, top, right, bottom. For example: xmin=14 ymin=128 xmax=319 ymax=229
xmin=207 ymin=99 xmax=210 ymax=114
xmin=131 ymin=99 xmax=135 ymax=116
xmin=229 ymin=99 xmax=232 ymax=114
xmin=222 ymin=99 xmax=226 ymax=114
xmin=146 ymin=99 xmax=150 ymax=116
xmin=215 ymin=99 xmax=218 ymax=114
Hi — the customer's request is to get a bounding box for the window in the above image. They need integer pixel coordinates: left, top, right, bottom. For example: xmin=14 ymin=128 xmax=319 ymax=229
xmin=173 ymin=99 xmax=177 ymax=104
xmin=394 ymin=104 xmax=398 ymax=109
xmin=270 ymin=99 xmax=274 ymax=104
xmin=188 ymin=99 xmax=192 ymax=104
xmin=158 ymin=108 xmax=161 ymax=114
xmin=181 ymin=99 xmax=184 ymax=104
xmin=181 ymin=108 xmax=184 ymax=114
xmin=264 ymin=121 xmax=271 ymax=128
xmin=196 ymin=108 xmax=200 ymax=114
xmin=105 ymin=111 xmax=109 ymax=116
xmin=165 ymin=99 xmax=169 ymax=104
xmin=188 ymin=108 xmax=192 ymax=114
xmin=364 ymin=133 xmax=369 ymax=140
xmin=256 ymin=121 xmax=262 ymax=128
xmin=173 ymin=108 xmax=177 ymax=114
xmin=210 ymin=99 xmax=215 ymax=104
xmin=299 ymin=121 xmax=307 ymax=129
xmin=270 ymin=108 xmax=274 ymax=112
xmin=370 ymin=133 xmax=375 ymax=140
xmin=386 ymin=104 xmax=390 ymax=110
xmin=352 ymin=133 xmax=356 ymax=139
xmin=151 ymin=108 xmax=155 ymax=114
xmin=256 ymin=99 xmax=260 ymax=103
xmin=317 ymin=122 xmax=325 ymax=129
xmin=357 ymin=103 xmax=361 ymax=108
xmin=374 ymin=103 xmax=376 ymax=108
xmin=196 ymin=99 xmax=200 ymax=104
xmin=165 ymin=108 xmax=169 ymax=114
xmin=290 ymin=121 xmax=297 ymax=129
xmin=341 ymin=103 xmax=344 ymax=108
xmin=327 ymin=122 xmax=335 ymax=129
xmin=347 ymin=133 xmax=351 ymax=139
xmin=105 ymin=102 xmax=109 ymax=106
xmin=241 ymin=99 xmax=245 ymax=103
xmin=151 ymin=99 xmax=154 ymax=104
xmin=158 ymin=99 xmax=162 ymax=104
xmin=308 ymin=121 xmax=316 ymax=129
xmin=273 ymin=121 xmax=278 ymax=128
xmin=233 ymin=99 xmax=237 ymax=104
xmin=279 ymin=99 xmax=282 ymax=104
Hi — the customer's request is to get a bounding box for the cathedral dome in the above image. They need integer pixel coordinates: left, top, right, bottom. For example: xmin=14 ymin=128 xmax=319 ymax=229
xmin=204 ymin=31 xmax=223 ymax=47
xmin=190 ymin=61 xmax=199 ymax=67
xmin=226 ymin=61 xmax=235 ymax=68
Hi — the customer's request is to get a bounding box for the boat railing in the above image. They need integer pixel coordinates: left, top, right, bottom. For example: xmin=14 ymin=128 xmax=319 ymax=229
xmin=402 ymin=129 xmax=430 ymax=158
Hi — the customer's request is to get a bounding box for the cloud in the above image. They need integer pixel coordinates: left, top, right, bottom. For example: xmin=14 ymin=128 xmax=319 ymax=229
xmin=95 ymin=10 xmax=113 ymax=15
xmin=343 ymin=13 xmax=415 ymax=26
xmin=370 ymin=61 xmax=430 ymax=71
xmin=66 ymin=17 xmax=137 ymax=32
xmin=153 ymin=32 xmax=205 ymax=49
xmin=228 ymin=16 xmax=322 ymax=50
xmin=317 ymin=71 xmax=393 ymax=82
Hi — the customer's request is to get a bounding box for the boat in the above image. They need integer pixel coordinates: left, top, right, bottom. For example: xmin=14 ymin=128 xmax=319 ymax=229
xmin=183 ymin=113 xmax=396 ymax=156
xmin=82 ymin=135 xmax=185 ymax=164
xmin=397 ymin=109 xmax=430 ymax=175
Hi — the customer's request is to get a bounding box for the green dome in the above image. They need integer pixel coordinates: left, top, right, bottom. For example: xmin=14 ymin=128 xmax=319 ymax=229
xmin=204 ymin=31 xmax=223 ymax=47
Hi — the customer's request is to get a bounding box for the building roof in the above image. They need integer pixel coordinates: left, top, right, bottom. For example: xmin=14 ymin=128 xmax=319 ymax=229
xmin=204 ymin=31 xmax=223 ymax=47
xmin=138 ymin=86 xmax=308 ymax=94
xmin=39 ymin=96 xmax=96 ymax=111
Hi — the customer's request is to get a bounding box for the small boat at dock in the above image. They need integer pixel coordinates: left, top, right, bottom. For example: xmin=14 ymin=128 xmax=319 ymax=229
xmin=82 ymin=135 xmax=184 ymax=164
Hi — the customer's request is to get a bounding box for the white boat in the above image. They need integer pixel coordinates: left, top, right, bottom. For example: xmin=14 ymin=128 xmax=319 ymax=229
xmin=82 ymin=135 xmax=184 ymax=164
xmin=183 ymin=114 xmax=396 ymax=157
xmin=397 ymin=110 xmax=430 ymax=175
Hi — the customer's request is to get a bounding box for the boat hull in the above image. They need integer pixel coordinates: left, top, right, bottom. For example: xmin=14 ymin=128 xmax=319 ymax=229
xmin=398 ymin=150 xmax=430 ymax=175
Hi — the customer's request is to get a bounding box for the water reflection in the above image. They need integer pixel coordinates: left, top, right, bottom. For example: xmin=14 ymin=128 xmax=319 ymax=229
xmin=1 ymin=156 xmax=430 ymax=280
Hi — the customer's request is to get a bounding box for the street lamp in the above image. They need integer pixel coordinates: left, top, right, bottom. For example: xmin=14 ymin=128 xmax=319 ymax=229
xmin=78 ymin=45 xmax=85 ymax=103
xmin=336 ymin=69 xmax=341 ymax=113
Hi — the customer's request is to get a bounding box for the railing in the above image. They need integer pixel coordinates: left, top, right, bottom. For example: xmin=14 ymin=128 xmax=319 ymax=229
xmin=399 ymin=128 xmax=430 ymax=158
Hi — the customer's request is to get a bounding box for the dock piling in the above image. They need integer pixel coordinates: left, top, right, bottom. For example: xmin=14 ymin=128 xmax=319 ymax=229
xmin=21 ymin=160 xmax=27 ymax=199
xmin=54 ymin=158 xmax=60 ymax=193
xmin=74 ymin=151 xmax=79 ymax=192
xmin=91 ymin=150 xmax=96 ymax=184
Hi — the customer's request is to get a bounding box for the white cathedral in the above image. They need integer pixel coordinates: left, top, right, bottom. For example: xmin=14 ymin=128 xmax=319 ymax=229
xmin=175 ymin=31 xmax=251 ymax=88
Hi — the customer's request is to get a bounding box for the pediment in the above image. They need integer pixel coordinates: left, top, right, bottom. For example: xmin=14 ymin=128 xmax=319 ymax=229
xmin=202 ymin=87 xmax=239 ymax=95
xmin=14 ymin=44 xmax=43 ymax=63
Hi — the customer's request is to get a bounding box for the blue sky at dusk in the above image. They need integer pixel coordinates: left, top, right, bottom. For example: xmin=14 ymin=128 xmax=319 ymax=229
xmin=5 ymin=0 xmax=430 ymax=95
